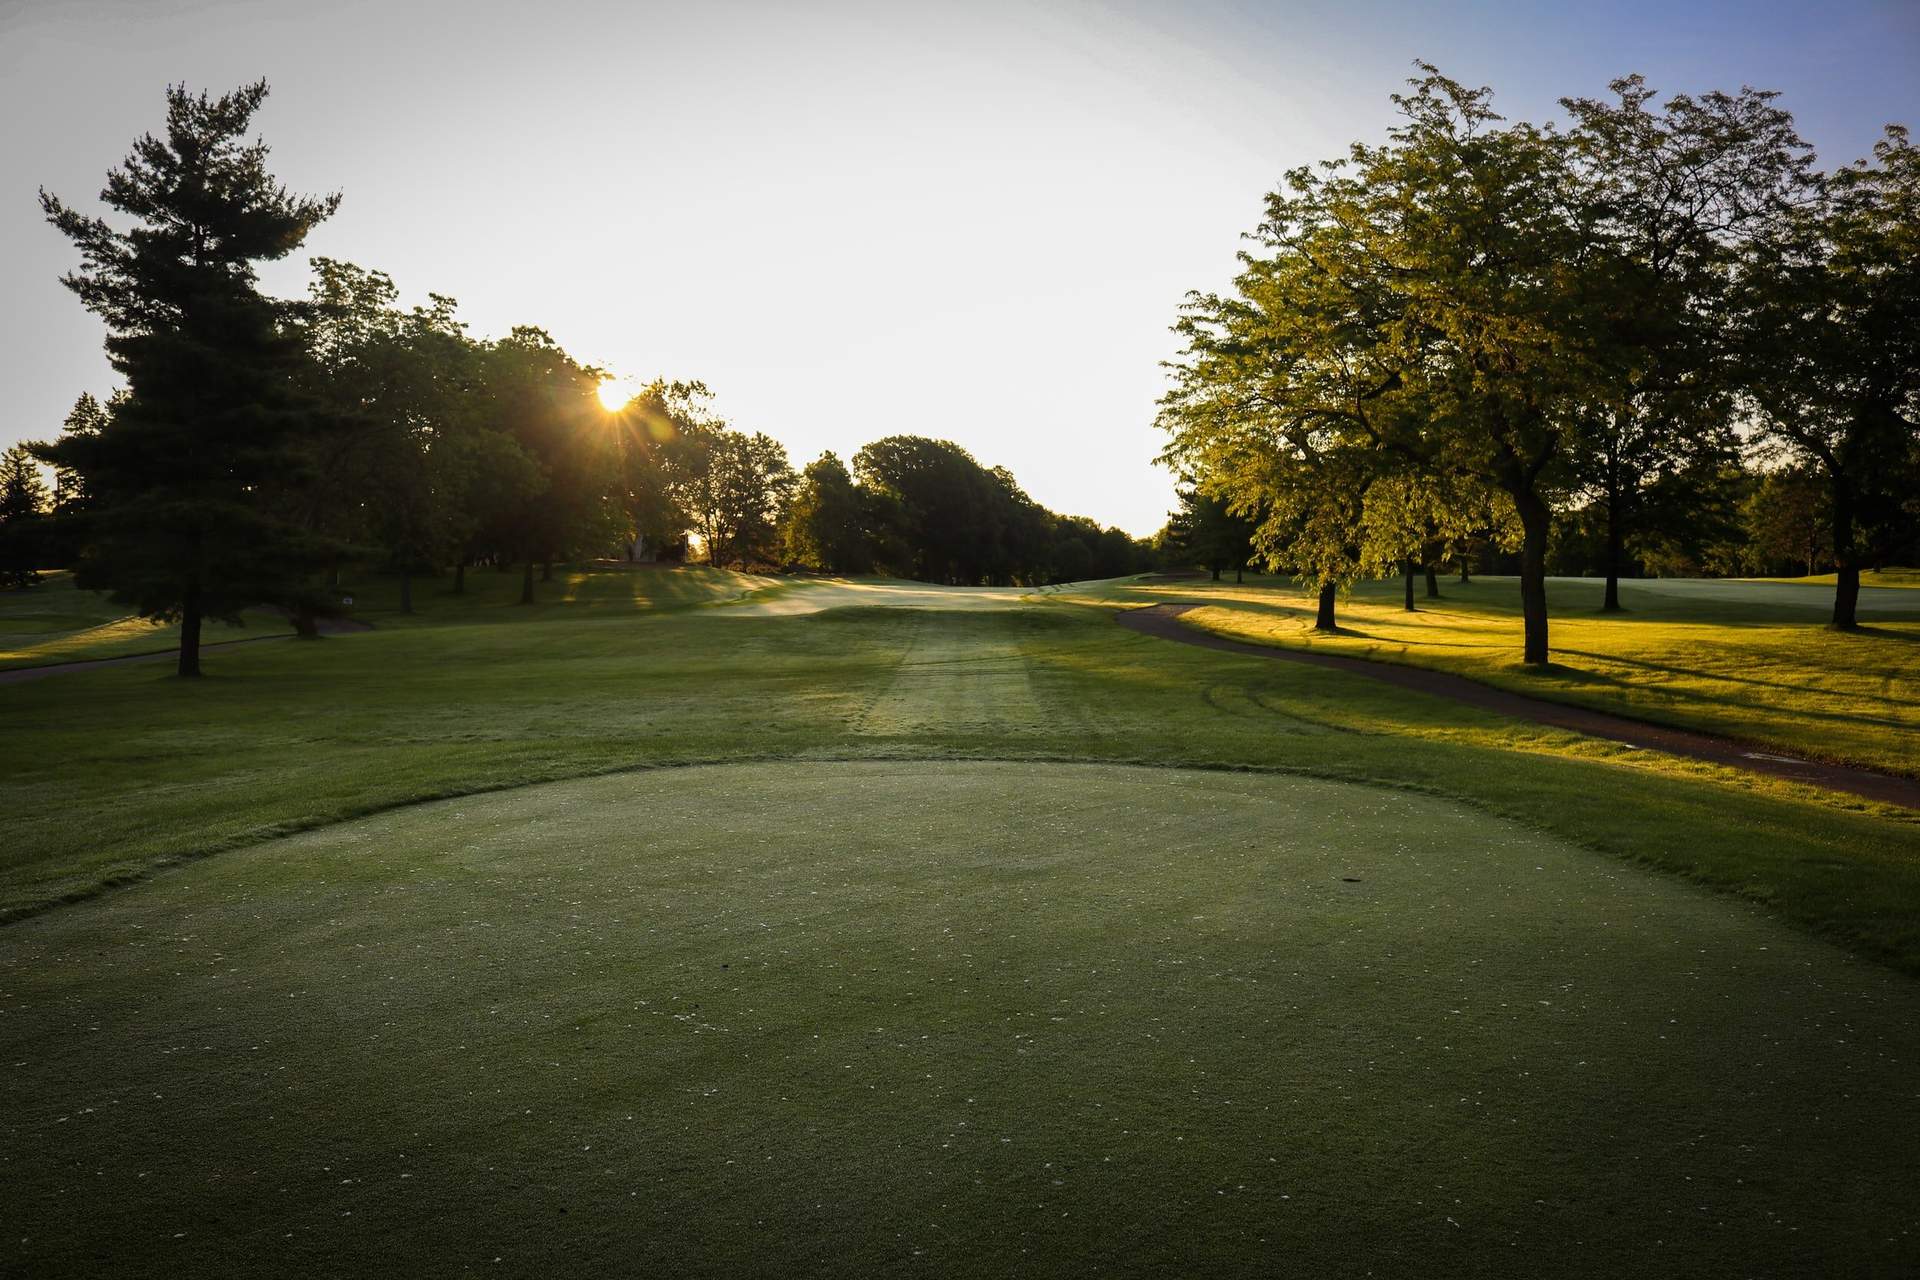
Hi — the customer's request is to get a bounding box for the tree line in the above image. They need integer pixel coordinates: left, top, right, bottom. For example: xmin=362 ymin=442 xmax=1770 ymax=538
xmin=2 ymin=81 xmax=1147 ymax=674
xmin=1159 ymin=66 xmax=1918 ymax=661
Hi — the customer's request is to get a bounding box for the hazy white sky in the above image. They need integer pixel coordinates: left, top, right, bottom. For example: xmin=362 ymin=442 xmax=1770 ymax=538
xmin=3 ymin=0 xmax=1914 ymax=533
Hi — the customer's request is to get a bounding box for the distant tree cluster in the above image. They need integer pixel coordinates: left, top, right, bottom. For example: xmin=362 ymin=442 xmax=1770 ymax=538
xmin=1160 ymin=66 xmax=1919 ymax=661
xmin=16 ymin=81 xmax=1145 ymax=674
xmin=781 ymin=437 xmax=1147 ymax=585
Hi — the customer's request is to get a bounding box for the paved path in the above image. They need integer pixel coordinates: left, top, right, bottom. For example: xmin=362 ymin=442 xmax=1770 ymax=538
xmin=1118 ymin=602 xmax=1920 ymax=810
xmin=0 ymin=618 xmax=371 ymax=686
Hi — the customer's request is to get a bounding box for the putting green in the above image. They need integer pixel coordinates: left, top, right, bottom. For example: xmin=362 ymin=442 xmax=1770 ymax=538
xmin=4 ymin=762 xmax=1916 ymax=1277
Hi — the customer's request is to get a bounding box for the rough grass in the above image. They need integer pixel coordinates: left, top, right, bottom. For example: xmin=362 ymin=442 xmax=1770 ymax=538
xmin=4 ymin=762 xmax=1916 ymax=1279
xmin=1064 ymin=573 xmax=1920 ymax=776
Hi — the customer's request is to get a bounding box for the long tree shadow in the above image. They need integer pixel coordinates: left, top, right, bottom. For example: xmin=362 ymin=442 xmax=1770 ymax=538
xmin=1848 ymin=624 xmax=1920 ymax=644
xmin=1164 ymin=597 xmax=1390 ymax=642
xmin=1531 ymin=654 xmax=1918 ymax=728
xmin=1550 ymin=646 xmax=1920 ymax=710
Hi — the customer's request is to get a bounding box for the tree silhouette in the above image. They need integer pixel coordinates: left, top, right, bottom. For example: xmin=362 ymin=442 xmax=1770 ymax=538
xmin=37 ymin=81 xmax=341 ymax=675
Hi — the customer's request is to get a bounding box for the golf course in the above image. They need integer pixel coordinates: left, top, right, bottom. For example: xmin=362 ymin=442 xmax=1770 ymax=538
xmin=4 ymin=566 xmax=1918 ymax=1277
xmin=7 ymin=21 xmax=1919 ymax=1276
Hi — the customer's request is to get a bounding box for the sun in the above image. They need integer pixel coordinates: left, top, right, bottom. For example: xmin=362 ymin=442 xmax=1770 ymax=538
xmin=596 ymin=378 xmax=631 ymax=412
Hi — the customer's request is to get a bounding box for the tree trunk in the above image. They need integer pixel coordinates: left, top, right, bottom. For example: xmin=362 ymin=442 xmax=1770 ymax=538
xmin=540 ymin=561 xmax=553 ymax=583
xmin=1210 ymin=564 xmax=1221 ymax=581
xmin=1602 ymin=491 xmax=1625 ymax=613
xmin=289 ymin=606 xmax=319 ymax=639
xmin=1516 ymin=491 xmax=1552 ymax=665
xmin=521 ymin=559 xmax=536 ymax=605
xmin=1831 ymin=473 xmax=1859 ymax=629
xmin=1424 ymin=563 xmax=1440 ymax=598
xmin=178 ymin=584 xmax=203 ymax=678
xmin=1235 ymin=564 xmax=1243 ymax=584
xmin=453 ymin=561 xmax=466 ymax=596
xmin=327 ymin=561 xmax=340 ymax=591
xmin=1315 ymin=582 xmax=1337 ymax=631
xmin=399 ymin=565 xmax=413 ymax=615
xmin=1458 ymin=556 xmax=1471 ymax=585
xmin=1403 ymin=559 xmax=1416 ymax=611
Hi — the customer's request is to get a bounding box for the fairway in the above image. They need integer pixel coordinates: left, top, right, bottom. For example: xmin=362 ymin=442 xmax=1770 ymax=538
xmin=4 ymin=761 xmax=1916 ymax=1279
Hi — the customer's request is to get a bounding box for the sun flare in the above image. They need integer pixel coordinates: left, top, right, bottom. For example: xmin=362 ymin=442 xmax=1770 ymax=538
xmin=596 ymin=378 xmax=632 ymax=412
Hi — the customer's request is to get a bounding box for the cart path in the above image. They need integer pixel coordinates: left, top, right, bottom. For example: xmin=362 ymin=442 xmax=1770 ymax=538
xmin=0 ymin=617 xmax=372 ymax=685
xmin=1117 ymin=602 xmax=1920 ymax=810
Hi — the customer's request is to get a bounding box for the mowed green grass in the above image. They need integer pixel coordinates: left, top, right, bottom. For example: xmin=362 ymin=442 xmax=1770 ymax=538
xmin=5 ymin=570 xmax=1920 ymax=1277
xmin=5 ymin=762 xmax=1916 ymax=1279
xmin=1066 ymin=573 xmax=1920 ymax=776
xmin=1756 ymin=568 xmax=1920 ymax=589
xmin=4 ymin=583 xmax=1917 ymax=970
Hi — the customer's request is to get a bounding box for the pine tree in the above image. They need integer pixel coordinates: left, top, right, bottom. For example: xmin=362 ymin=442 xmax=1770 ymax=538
xmin=0 ymin=445 xmax=52 ymax=588
xmin=37 ymin=80 xmax=341 ymax=676
xmin=48 ymin=392 xmax=109 ymax=514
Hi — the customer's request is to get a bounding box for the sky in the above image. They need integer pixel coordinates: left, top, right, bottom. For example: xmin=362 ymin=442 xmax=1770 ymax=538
xmin=2 ymin=0 xmax=1915 ymax=535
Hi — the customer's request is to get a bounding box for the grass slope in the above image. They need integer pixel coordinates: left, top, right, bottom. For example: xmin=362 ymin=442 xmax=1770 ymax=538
xmin=1066 ymin=574 xmax=1920 ymax=776
xmin=0 ymin=563 xmax=771 ymax=669
xmin=0 ymin=572 xmax=245 ymax=670
xmin=5 ymin=763 xmax=1916 ymax=1279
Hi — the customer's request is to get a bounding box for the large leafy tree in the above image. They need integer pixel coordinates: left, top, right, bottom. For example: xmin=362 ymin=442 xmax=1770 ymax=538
xmin=1740 ymin=127 xmax=1920 ymax=627
xmin=1742 ymin=467 xmax=1831 ymax=577
xmin=37 ymin=80 xmax=340 ymax=675
xmin=853 ymin=436 xmax=1004 ymax=585
xmin=294 ymin=259 xmax=406 ymax=606
xmin=673 ymin=424 xmax=795 ymax=567
xmin=1360 ymin=472 xmax=1519 ymax=609
xmin=300 ymin=261 xmax=528 ymax=614
xmin=1159 ymin=159 xmax=1411 ymax=631
xmin=481 ymin=327 xmax=621 ymax=601
xmin=981 ymin=466 xmax=1055 ymax=586
xmin=609 ymin=380 xmax=704 ymax=561
xmin=782 ymin=451 xmax=872 ymax=573
xmin=1346 ymin=69 xmax=1597 ymax=664
xmin=1560 ymin=78 xmax=1813 ymax=610
xmin=1054 ymin=514 xmax=1143 ymax=583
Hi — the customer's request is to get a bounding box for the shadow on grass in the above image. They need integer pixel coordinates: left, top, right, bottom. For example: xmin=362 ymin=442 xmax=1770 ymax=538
xmin=1552 ymin=645 xmax=1920 ymax=713
xmin=1848 ymin=624 xmax=1920 ymax=645
xmin=1525 ymin=652 xmax=1916 ymax=729
xmin=1502 ymin=661 xmax=1612 ymax=685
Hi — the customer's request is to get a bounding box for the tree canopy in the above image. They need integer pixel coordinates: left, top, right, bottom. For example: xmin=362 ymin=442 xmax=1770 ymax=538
xmin=1161 ymin=64 xmax=1916 ymax=659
